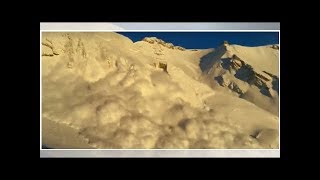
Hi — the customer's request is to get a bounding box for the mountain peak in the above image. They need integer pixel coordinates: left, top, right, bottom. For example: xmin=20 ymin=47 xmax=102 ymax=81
xmin=142 ymin=37 xmax=186 ymax=51
xmin=142 ymin=37 xmax=165 ymax=44
xmin=223 ymin=40 xmax=229 ymax=46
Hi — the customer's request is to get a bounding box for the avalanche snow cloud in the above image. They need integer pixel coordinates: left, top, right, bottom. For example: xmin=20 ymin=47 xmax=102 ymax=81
xmin=41 ymin=32 xmax=279 ymax=149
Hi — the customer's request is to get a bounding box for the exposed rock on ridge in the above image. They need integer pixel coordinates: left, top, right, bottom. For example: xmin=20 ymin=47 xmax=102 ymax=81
xmin=143 ymin=37 xmax=186 ymax=51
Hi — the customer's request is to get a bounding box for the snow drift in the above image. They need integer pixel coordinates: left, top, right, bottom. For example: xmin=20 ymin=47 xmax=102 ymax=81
xmin=42 ymin=32 xmax=279 ymax=149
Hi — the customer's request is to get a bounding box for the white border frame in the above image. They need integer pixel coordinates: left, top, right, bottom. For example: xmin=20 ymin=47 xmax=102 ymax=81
xmin=40 ymin=23 xmax=280 ymax=157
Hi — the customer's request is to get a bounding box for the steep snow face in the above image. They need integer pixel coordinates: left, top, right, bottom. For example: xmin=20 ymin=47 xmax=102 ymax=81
xmin=201 ymin=43 xmax=279 ymax=115
xmin=42 ymin=32 xmax=279 ymax=149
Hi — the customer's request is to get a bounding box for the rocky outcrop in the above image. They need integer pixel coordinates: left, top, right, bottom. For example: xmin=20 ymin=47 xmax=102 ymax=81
xmin=228 ymin=82 xmax=243 ymax=95
xmin=174 ymin=46 xmax=186 ymax=51
xmin=212 ymin=54 xmax=278 ymax=98
xmin=230 ymin=54 xmax=246 ymax=70
xmin=151 ymin=61 xmax=168 ymax=73
xmin=271 ymin=45 xmax=279 ymax=50
xmin=42 ymin=39 xmax=59 ymax=56
xmin=231 ymin=55 xmax=274 ymax=89
xmin=158 ymin=62 xmax=168 ymax=73
xmin=143 ymin=37 xmax=186 ymax=51
xmin=215 ymin=76 xmax=243 ymax=95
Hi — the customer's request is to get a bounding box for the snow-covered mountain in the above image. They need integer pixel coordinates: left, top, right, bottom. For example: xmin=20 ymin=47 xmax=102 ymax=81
xmin=200 ymin=41 xmax=279 ymax=115
xmin=41 ymin=32 xmax=279 ymax=149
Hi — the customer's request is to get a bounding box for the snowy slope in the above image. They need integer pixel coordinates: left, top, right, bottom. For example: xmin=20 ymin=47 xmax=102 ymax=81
xmin=200 ymin=42 xmax=279 ymax=115
xmin=41 ymin=32 xmax=279 ymax=149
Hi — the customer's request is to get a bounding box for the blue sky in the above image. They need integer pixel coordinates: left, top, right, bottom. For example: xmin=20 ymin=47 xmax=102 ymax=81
xmin=118 ymin=32 xmax=279 ymax=49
